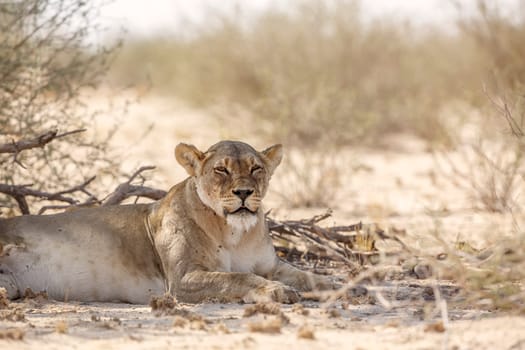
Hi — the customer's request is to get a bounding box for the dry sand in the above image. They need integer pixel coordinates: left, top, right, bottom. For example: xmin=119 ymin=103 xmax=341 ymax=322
xmin=1 ymin=298 xmax=524 ymax=350
xmin=1 ymin=91 xmax=524 ymax=349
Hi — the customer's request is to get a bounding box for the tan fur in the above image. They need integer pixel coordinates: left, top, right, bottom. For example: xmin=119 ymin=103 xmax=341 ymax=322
xmin=0 ymin=141 xmax=335 ymax=303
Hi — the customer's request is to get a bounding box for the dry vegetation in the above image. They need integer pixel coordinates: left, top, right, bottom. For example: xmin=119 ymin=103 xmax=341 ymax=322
xmin=109 ymin=1 xmax=524 ymax=148
xmin=0 ymin=0 xmax=128 ymax=216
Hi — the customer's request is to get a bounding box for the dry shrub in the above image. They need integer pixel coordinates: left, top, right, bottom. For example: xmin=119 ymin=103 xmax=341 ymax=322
xmin=434 ymin=84 xmax=525 ymax=213
xmin=55 ymin=321 xmax=68 ymax=334
xmin=323 ymin=308 xmax=341 ymax=318
xmin=456 ymin=0 xmax=525 ymax=93
xmin=172 ymin=316 xmax=188 ymax=328
xmin=434 ymin=140 xmax=524 ymax=213
xmin=0 ymin=0 xmax=123 ymax=216
xmin=273 ymin=150 xmax=342 ymax=208
xmin=429 ymin=229 xmax=525 ymax=314
xmin=297 ymin=324 xmax=315 ymax=340
xmin=420 ymin=92 xmax=525 ymax=315
xmin=291 ymin=303 xmax=310 ymax=316
xmin=243 ymin=302 xmax=290 ymax=326
xmin=0 ymin=307 xmax=25 ymax=322
xmin=150 ymin=293 xmax=206 ymax=321
xmin=247 ymin=316 xmax=282 ymax=334
xmin=213 ymin=322 xmax=230 ymax=334
xmin=0 ymin=288 xmax=8 ymax=309
xmin=189 ymin=319 xmax=208 ymax=331
xmin=149 ymin=293 xmax=177 ymax=311
xmin=243 ymin=302 xmax=281 ymax=317
xmin=0 ymin=328 xmax=25 ymax=340
xmin=424 ymin=321 xmax=445 ymax=333
xmin=23 ymin=288 xmax=48 ymax=303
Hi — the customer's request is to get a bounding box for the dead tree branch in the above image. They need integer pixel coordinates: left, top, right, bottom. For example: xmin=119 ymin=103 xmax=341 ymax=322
xmin=0 ymin=129 xmax=86 ymax=155
xmin=266 ymin=210 xmax=401 ymax=269
xmin=0 ymin=166 xmax=167 ymax=215
xmin=0 ymin=176 xmax=96 ymax=215
xmin=102 ymin=166 xmax=167 ymax=206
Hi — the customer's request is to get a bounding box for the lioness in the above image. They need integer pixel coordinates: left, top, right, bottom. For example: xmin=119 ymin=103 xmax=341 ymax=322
xmin=0 ymin=141 xmax=334 ymax=303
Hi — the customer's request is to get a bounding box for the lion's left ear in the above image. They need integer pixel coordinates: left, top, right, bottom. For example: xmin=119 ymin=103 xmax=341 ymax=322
xmin=261 ymin=144 xmax=283 ymax=175
xmin=175 ymin=143 xmax=205 ymax=176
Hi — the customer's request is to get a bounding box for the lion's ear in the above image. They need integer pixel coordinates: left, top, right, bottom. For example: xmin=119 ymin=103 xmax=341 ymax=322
xmin=261 ymin=144 xmax=283 ymax=175
xmin=175 ymin=143 xmax=205 ymax=176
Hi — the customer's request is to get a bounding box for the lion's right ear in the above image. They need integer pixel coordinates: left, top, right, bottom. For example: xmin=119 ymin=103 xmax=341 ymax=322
xmin=175 ymin=143 xmax=205 ymax=176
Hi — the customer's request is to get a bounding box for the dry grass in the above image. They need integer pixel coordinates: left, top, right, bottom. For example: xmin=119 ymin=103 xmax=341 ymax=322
xmin=0 ymin=288 xmax=8 ymax=309
xmin=149 ymin=293 xmax=177 ymax=311
xmin=291 ymin=303 xmax=310 ymax=316
xmin=434 ymin=88 xmax=525 ymax=213
xmin=456 ymin=0 xmax=525 ymax=93
xmin=247 ymin=316 xmax=282 ymax=334
xmin=23 ymin=288 xmax=49 ymax=302
xmin=0 ymin=328 xmax=25 ymax=341
xmin=108 ymin=0 xmax=525 ymax=150
xmin=273 ymin=151 xmax=343 ymax=208
xmin=55 ymin=321 xmax=68 ymax=334
xmin=0 ymin=307 xmax=25 ymax=322
xmin=172 ymin=316 xmax=188 ymax=328
xmin=434 ymin=141 xmax=524 ymax=213
xmin=414 ymin=228 xmax=525 ymax=314
xmin=213 ymin=322 xmax=230 ymax=334
xmin=297 ymin=324 xmax=316 ymax=339
xmin=424 ymin=321 xmax=445 ymax=333
xmin=243 ymin=302 xmax=282 ymax=317
xmin=150 ymin=293 xmax=205 ymax=321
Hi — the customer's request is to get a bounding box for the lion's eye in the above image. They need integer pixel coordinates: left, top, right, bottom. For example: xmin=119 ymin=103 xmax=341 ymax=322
xmin=251 ymin=165 xmax=263 ymax=174
xmin=214 ymin=166 xmax=229 ymax=175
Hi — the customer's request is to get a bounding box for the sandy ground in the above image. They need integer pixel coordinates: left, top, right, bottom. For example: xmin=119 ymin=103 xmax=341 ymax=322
xmin=1 ymin=92 xmax=524 ymax=349
xmin=2 ymin=297 xmax=525 ymax=350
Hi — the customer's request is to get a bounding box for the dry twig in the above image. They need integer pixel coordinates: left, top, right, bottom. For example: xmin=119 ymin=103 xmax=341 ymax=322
xmin=1 ymin=166 xmax=166 ymax=215
xmin=266 ymin=210 xmax=397 ymax=269
xmin=0 ymin=176 xmax=97 ymax=215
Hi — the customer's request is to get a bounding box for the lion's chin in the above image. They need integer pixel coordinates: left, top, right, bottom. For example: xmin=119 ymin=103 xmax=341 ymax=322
xmin=226 ymin=211 xmax=259 ymax=237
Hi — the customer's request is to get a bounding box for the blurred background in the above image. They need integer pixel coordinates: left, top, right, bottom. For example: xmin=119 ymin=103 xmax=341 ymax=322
xmin=103 ymin=0 xmax=524 ymax=147
xmin=1 ymin=0 xmax=525 ymax=218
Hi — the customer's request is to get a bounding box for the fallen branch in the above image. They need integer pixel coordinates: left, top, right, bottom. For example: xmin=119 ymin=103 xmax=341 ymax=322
xmin=0 ymin=176 xmax=96 ymax=215
xmin=102 ymin=166 xmax=167 ymax=206
xmin=0 ymin=166 xmax=167 ymax=215
xmin=266 ymin=210 xmax=397 ymax=269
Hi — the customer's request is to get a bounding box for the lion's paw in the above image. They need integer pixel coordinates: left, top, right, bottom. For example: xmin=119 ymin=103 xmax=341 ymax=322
xmin=313 ymin=275 xmax=341 ymax=291
xmin=243 ymin=282 xmax=300 ymax=304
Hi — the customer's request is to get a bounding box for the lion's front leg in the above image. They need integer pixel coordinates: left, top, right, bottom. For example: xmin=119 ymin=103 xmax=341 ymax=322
xmin=269 ymin=260 xmax=337 ymax=292
xmin=174 ymin=270 xmax=300 ymax=304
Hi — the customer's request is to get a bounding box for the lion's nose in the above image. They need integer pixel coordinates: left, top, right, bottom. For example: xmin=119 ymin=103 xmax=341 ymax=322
xmin=232 ymin=189 xmax=254 ymax=201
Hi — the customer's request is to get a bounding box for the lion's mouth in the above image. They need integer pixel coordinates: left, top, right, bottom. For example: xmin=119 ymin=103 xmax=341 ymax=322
xmin=228 ymin=206 xmax=257 ymax=215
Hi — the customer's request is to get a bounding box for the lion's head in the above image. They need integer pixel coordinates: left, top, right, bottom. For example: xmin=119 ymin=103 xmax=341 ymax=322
xmin=175 ymin=140 xmax=282 ymax=232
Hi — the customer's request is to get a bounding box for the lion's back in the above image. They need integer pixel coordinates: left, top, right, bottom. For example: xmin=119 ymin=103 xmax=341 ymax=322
xmin=0 ymin=203 xmax=165 ymax=302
